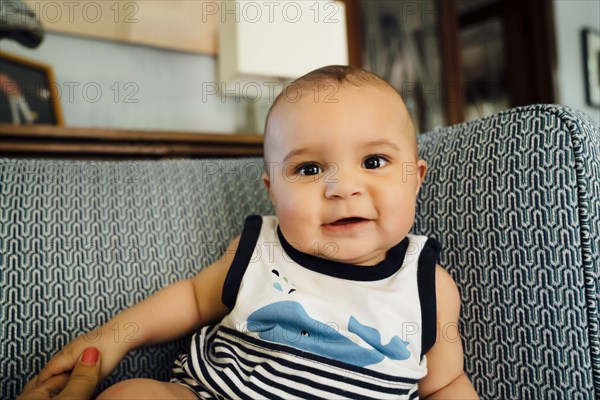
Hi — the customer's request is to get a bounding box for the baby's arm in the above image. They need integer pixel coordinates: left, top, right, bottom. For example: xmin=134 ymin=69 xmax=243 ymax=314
xmin=36 ymin=236 xmax=239 ymax=385
xmin=418 ymin=265 xmax=479 ymax=399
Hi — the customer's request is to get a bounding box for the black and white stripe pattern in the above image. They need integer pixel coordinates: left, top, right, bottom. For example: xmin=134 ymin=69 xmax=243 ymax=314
xmin=172 ymin=325 xmax=419 ymax=399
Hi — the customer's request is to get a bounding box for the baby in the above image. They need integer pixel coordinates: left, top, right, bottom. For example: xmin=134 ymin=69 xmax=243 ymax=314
xmin=32 ymin=66 xmax=478 ymax=399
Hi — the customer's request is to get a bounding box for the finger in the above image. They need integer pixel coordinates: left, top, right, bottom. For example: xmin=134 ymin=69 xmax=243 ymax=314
xmin=55 ymin=347 xmax=101 ymax=400
xmin=37 ymin=352 xmax=75 ymax=385
xmin=20 ymin=375 xmax=38 ymax=395
xmin=17 ymin=374 xmax=70 ymax=400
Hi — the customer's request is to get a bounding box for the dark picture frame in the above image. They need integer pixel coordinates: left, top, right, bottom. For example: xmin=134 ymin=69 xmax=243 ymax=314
xmin=0 ymin=51 xmax=64 ymax=125
xmin=582 ymin=28 xmax=600 ymax=108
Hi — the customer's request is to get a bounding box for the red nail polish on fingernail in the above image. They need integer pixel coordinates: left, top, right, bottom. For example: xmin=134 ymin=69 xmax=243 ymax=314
xmin=81 ymin=347 xmax=99 ymax=365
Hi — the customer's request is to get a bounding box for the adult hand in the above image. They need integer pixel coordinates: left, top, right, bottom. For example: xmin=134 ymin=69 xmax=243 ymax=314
xmin=18 ymin=347 xmax=101 ymax=400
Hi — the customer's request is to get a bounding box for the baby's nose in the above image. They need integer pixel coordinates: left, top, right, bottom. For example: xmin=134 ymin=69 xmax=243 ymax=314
xmin=324 ymin=169 xmax=363 ymax=199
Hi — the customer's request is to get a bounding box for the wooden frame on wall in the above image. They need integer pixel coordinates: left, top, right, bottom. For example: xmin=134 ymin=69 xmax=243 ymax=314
xmin=0 ymin=51 xmax=64 ymax=125
xmin=23 ymin=0 xmax=219 ymax=55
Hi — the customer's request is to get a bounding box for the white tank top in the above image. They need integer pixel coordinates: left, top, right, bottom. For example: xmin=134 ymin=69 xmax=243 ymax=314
xmin=174 ymin=215 xmax=440 ymax=399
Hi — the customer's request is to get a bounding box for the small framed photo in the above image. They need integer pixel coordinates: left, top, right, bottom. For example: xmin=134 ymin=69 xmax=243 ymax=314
xmin=582 ymin=28 xmax=600 ymax=108
xmin=0 ymin=51 xmax=64 ymax=125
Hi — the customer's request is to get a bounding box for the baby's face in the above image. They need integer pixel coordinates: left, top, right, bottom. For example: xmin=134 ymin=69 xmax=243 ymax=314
xmin=263 ymin=84 xmax=426 ymax=266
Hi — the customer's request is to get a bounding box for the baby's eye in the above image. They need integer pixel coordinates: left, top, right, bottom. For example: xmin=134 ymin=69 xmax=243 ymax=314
xmin=297 ymin=163 xmax=322 ymax=176
xmin=363 ymin=155 xmax=388 ymax=169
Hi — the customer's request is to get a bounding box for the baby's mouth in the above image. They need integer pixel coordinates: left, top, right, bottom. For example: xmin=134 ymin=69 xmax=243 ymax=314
xmin=328 ymin=217 xmax=368 ymax=226
xmin=323 ymin=217 xmax=371 ymax=232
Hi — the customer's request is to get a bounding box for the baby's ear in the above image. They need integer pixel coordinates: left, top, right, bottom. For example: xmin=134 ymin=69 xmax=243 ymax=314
xmin=262 ymin=172 xmax=276 ymax=206
xmin=261 ymin=171 xmax=271 ymax=191
xmin=415 ymin=159 xmax=428 ymax=195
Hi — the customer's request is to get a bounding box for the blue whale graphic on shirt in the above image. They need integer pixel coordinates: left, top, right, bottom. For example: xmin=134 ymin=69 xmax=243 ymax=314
xmin=246 ymin=301 xmax=410 ymax=367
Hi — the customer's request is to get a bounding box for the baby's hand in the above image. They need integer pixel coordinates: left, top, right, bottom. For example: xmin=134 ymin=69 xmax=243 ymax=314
xmin=36 ymin=328 xmax=128 ymax=386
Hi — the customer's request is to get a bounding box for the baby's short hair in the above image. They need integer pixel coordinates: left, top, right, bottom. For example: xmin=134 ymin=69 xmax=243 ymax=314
xmin=265 ymin=65 xmax=396 ymax=134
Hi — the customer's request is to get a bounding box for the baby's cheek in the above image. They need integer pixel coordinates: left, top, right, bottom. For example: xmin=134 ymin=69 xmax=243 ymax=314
xmin=377 ymin=186 xmax=408 ymax=207
xmin=380 ymin=190 xmax=417 ymax=226
xmin=276 ymin=202 xmax=309 ymax=230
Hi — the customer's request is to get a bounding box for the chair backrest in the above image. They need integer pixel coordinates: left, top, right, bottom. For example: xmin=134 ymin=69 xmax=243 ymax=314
xmin=0 ymin=158 xmax=274 ymax=396
xmin=414 ymin=104 xmax=599 ymax=398
xmin=2 ymin=104 xmax=598 ymax=398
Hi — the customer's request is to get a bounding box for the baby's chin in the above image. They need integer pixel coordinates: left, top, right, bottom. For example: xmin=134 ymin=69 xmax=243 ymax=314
xmin=317 ymin=248 xmax=387 ymax=267
xmin=285 ymin=239 xmax=383 ymax=266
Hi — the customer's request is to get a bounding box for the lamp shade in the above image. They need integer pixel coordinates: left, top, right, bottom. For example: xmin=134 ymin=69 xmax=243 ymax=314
xmin=218 ymin=0 xmax=348 ymax=97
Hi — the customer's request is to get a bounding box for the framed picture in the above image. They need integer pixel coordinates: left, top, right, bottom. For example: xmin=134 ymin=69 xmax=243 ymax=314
xmin=582 ymin=28 xmax=600 ymax=108
xmin=0 ymin=51 xmax=64 ymax=125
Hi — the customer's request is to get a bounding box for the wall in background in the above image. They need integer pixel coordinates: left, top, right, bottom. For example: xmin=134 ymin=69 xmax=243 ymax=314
xmin=2 ymin=33 xmax=245 ymax=133
xmin=553 ymin=0 xmax=600 ymax=124
xmin=5 ymin=2 xmax=598 ymax=132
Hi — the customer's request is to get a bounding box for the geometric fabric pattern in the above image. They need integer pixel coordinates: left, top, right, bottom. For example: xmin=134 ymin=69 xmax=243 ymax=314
xmin=414 ymin=104 xmax=599 ymax=399
xmin=1 ymin=104 xmax=598 ymax=398
xmin=1 ymin=158 xmax=274 ymax=396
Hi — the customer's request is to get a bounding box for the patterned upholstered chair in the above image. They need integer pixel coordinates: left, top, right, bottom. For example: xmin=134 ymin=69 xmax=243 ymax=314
xmin=1 ymin=104 xmax=598 ymax=399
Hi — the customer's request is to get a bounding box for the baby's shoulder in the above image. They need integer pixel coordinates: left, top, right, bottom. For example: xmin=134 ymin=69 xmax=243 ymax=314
xmin=435 ymin=265 xmax=462 ymax=317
